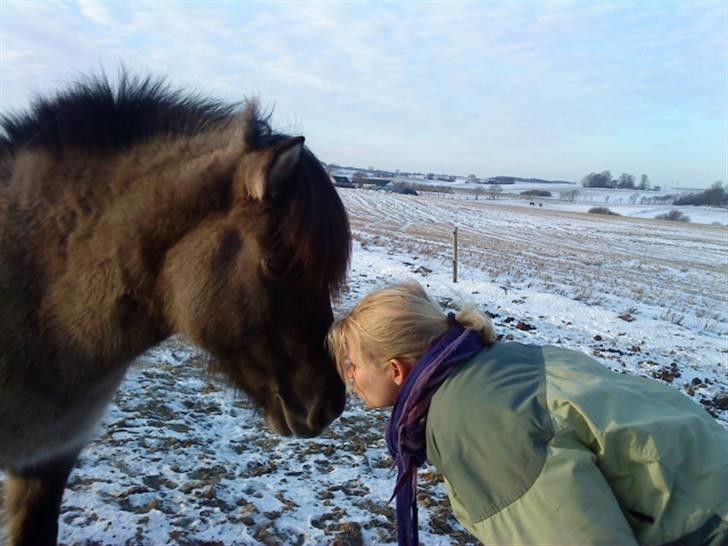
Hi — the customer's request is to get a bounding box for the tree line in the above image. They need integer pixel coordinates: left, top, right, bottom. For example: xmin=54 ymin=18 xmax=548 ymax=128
xmin=581 ymin=171 xmax=726 ymax=207
xmin=581 ymin=171 xmax=654 ymax=190
xmin=674 ymin=182 xmax=727 ymax=207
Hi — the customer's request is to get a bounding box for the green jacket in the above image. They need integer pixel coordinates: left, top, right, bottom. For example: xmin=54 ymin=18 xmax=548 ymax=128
xmin=426 ymin=342 xmax=728 ymax=546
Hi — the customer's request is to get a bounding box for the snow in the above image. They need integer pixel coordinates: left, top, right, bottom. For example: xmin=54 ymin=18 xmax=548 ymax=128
xmin=511 ymin=200 xmax=728 ymax=225
xmin=1 ymin=188 xmax=726 ymax=545
xmin=338 ymin=172 xmax=728 ymax=226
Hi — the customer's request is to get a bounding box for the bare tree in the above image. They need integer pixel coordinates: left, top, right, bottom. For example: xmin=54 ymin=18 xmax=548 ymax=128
xmin=488 ymin=184 xmax=503 ymax=200
xmin=582 ymin=170 xmax=612 ymax=188
xmin=617 ymin=173 xmax=635 ymax=189
xmin=560 ymin=189 xmax=580 ymax=202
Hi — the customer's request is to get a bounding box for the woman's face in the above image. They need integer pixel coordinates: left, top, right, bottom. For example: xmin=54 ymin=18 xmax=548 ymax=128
xmin=345 ymin=338 xmax=402 ymax=408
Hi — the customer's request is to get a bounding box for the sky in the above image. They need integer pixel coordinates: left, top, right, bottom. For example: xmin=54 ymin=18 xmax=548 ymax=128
xmin=0 ymin=1 xmax=725 ymax=189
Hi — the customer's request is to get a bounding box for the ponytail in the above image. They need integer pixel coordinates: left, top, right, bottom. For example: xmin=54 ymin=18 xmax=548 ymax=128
xmin=455 ymin=304 xmax=497 ymax=345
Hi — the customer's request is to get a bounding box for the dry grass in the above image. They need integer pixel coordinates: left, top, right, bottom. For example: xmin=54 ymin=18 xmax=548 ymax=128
xmin=342 ymin=190 xmax=728 ymax=332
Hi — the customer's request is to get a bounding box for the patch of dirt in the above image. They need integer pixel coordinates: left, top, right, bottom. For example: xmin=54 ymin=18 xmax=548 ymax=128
xmin=700 ymin=393 xmax=728 ymax=417
xmin=515 ymin=321 xmax=536 ymax=331
xmin=651 ymin=363 xmax=682 ymax=383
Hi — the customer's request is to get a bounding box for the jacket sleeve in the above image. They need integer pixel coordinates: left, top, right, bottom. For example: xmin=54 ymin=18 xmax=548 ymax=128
xmin=443 ymin=433 xmax=639 ymax=546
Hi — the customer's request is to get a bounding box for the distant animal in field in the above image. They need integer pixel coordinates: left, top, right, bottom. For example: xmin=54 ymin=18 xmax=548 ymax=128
xmin=0 ymin=73 xmax=351 ymax=545
xmin=529 ymin=201 xmax=535 ymax=206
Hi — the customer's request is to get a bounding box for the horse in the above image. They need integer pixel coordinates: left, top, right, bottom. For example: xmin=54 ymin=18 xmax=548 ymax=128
xmin=0 ymin=73 xmax=350 ymax=546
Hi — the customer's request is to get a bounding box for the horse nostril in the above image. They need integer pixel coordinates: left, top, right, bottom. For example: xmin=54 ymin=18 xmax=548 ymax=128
xmin=309 ymin=388 xmax=345 ymax=429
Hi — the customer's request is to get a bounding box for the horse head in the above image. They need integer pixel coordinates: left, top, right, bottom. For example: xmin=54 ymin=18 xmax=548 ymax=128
xmin=160 ymin=109 xmax=350 ymax=437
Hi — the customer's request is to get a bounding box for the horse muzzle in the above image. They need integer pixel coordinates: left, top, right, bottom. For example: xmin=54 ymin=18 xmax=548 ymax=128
xmin=269 ymin=390 xmax=345 ymax=438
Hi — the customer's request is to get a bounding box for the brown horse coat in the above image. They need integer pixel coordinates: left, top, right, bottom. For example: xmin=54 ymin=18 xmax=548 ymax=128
xmin=0 ymin=73 xmax=350 ymax=545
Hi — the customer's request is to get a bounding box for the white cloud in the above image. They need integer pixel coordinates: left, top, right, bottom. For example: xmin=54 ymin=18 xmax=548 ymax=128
xmin=77 ymin=0 xmax=116 ymax=26
xmin=0 ymin=0 xmax=724 ymax=186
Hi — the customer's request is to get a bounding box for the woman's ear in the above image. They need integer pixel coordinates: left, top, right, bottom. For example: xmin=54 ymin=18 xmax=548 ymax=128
xmin=389 ymin=358 xmax=412 ymax=386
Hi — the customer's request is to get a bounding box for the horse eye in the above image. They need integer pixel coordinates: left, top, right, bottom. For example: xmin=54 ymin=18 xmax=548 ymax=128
xmin=264 ymin=257 xmax=289 ymax=276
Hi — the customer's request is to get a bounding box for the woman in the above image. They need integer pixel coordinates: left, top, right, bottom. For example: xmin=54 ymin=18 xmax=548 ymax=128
xmin=327 ymin=280 xmax=728 ymax=546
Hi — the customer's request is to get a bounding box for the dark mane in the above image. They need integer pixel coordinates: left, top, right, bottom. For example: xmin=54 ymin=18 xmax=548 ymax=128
xmin=286 ymin=148 xmax=351 ymax=298
xmin=0 ymin=72 xmax=250 ymax=157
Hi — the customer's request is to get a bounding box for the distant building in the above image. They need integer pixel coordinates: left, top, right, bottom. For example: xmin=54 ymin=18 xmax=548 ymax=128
xmin=391 ymin=187 xmax=418 ymax=196
xmin=332 ymin=175 xmax=355 ymax=188
xmin=360 ymin=177 xmax=392 ymax=187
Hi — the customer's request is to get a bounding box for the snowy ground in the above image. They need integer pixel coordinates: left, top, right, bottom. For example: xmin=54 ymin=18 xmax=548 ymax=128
xmin=350 ymin=175 xmax=728 ymax=226
xmin=1 ymin=189 xmax=726 ymax=545
xmin=409 ymin=189 xmax=727 ymax=226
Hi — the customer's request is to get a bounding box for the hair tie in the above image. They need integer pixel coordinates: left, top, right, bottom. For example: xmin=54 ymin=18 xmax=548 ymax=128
xmin=447 ymin=311 xmax=458 ymax=327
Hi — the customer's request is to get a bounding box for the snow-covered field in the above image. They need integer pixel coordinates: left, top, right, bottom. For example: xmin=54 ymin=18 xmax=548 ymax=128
xmin=511 ymin=200 xmax=728 ymax=226
xmin=408 ymin=184 xmax=728 ymax=226
xmin=1 ymin=189 xmax=726 ymax=545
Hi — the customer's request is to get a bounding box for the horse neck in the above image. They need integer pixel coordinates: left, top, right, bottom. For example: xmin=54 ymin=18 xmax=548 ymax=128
xmin=113 ymin=129 xmax=242 ymax=234
xmin=100 ymin=128 xmax=245 ymax=303
xmin=21 ymin=130 xmax=245 ymax=364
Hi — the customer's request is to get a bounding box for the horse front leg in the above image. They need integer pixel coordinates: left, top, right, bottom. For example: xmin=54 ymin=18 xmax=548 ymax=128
xmin=2 ymin=450 xmax=79 ymax=546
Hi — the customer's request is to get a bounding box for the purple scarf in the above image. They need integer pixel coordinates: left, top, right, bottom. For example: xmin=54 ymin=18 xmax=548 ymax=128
xmin=386 ymin=313 xmax=484 ymax=546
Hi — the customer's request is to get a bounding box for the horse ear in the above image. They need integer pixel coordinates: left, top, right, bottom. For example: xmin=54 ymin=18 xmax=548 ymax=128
xmin=266 ymin=136 xmax=305 ymax=200
xmin=236 ymin=136 xmax=305 ymax=201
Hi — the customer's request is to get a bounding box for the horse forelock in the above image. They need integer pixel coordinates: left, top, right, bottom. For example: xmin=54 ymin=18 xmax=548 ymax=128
xmin=283 ymin=149 xmax=351 ymax=298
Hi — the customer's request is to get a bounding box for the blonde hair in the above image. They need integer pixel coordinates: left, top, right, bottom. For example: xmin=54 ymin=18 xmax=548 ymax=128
xmin=327 ymin=280 xmax=496 ymax=381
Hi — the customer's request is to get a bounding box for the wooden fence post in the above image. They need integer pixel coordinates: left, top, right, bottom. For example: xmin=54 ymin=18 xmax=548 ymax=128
xmin=453 ymin=226 xmax=458 ymax=283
